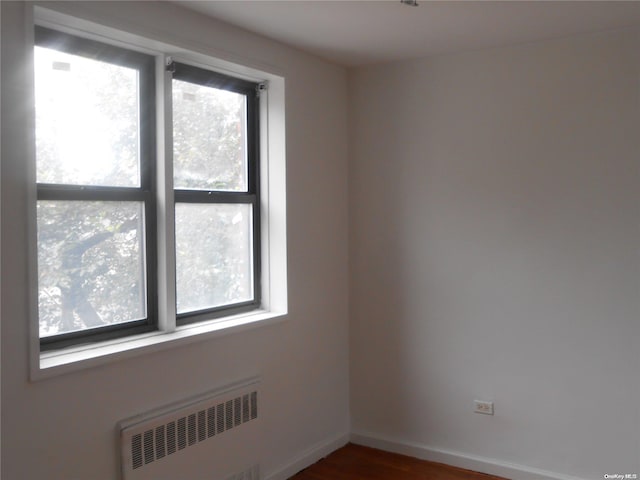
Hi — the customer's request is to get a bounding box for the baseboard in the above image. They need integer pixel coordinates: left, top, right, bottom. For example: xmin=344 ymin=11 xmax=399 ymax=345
xmin=264 ymin=432 xmax=350 ymax=480
xmin=350 ymin=430 xmax=588 ymax=480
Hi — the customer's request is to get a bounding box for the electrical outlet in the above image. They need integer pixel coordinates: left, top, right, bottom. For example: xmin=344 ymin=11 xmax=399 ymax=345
xmin=474 ymin=400 xmax=494 ymax=415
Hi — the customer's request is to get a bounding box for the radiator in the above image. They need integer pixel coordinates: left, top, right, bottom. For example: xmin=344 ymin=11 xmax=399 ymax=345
xmin=120 ymin=377 xmax=261 ymax=480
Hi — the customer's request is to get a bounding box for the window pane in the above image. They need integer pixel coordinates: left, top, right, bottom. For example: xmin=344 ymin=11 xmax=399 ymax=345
xmin=34 ymin=46 xmax=140 ymax=187
xmin=175 ymin=204 xmax=253 ymax=313
xmin=37 ymin=201 xmax=146 ymax=337
xmin=173 ymin=79 xmax=248 ymax=191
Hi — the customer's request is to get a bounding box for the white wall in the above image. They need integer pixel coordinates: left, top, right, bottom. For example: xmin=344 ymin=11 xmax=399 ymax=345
xmin=1 ymin=2 xmax=349 ymax=479
xmin=4 ymin=2 xmax=640 ymax=479
xmin=349 ymin=29 xmax=640 ymax=479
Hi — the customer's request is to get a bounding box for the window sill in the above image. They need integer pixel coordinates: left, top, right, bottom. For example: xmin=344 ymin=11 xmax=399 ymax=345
xmin=34 ymin=309 xmax=286 ymax=381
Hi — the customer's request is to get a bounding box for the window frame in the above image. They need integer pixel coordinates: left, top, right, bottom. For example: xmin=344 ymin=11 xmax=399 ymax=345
xmin=35 ymin=26 xmax=159 ymax=351
xmin=170 ymin=61 xmax=262 ymax=326
xmin=34 ymin=28 xmax=264 ymax=350
xmin=26 ymin=6 xmax=288 ymax=378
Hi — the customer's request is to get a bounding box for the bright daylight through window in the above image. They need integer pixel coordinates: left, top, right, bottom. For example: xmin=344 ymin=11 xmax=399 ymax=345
xmin=34 ymin=26 xmax=261 ymax=351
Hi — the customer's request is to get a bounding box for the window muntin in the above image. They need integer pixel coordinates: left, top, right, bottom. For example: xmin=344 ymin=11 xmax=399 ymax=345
xmin=171 ymin=62 xmax=261 ymax=325
xmin=35 ymin=27 xmax=157 ymax=350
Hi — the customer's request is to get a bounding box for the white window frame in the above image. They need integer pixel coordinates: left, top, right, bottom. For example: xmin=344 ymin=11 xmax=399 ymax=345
xmin=28 ymin=6 xmax=288 ymax=380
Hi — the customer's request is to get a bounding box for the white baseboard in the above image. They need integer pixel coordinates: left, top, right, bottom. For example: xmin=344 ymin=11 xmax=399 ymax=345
xmin=350 ymin=430 xmax=589 ymax=480
xmin=264 ymin=432 xmax=350 ymax=480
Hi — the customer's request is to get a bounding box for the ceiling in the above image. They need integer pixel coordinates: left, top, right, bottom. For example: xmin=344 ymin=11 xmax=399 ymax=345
xmin=178 ymin=1 xmax=640 ymax=67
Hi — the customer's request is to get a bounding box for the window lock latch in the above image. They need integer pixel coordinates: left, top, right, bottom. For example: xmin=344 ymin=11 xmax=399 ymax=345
xmin=166 ymin=57 xmax=176 ymax=74
xmin=256 ymin=82 xmax=267 ymax=98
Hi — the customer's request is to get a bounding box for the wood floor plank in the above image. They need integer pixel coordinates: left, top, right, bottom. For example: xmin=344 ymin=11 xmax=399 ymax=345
xmin=288 ymin=444 xmax=509 ymax=480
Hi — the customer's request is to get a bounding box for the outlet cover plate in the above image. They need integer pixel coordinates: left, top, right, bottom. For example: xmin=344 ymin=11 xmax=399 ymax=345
xmin=474 ymin=400 xmax=494 ymax=415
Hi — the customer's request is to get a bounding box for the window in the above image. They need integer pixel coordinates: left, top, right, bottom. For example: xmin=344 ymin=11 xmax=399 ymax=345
xmin=34 ymin=26 xmax=262 ymax=351
xmin=171 ymin=62 xmax=261 ymax=325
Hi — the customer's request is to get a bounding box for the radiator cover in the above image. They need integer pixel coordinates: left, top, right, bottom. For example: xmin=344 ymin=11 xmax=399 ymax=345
xmin=120 ymin=377 xmax=261 ymax=480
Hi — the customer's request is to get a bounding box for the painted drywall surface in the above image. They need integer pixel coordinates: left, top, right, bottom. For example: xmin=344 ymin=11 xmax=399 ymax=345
xmin=349 ymin=29 xmax=640 ymax=478
xmin=1 ymin=2 xmax=349 ymax=479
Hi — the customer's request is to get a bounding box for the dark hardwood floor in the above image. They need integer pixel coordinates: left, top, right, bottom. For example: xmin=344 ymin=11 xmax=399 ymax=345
xmin=289 ymin=443 xmax=509 ymax=480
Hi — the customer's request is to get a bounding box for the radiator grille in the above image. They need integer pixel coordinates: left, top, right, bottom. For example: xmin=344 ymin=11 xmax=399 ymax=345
xmin=121 ymin=383 xmax=259 ymax=476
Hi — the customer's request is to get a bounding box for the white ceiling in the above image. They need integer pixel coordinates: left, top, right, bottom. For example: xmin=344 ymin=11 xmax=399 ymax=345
xmin=178 ymin=1 xmax=640 ymax=67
